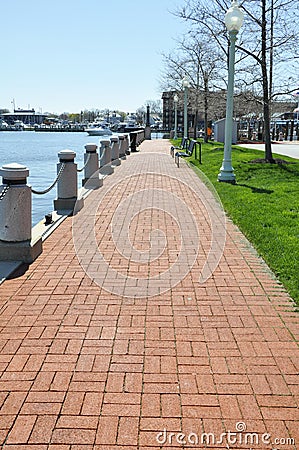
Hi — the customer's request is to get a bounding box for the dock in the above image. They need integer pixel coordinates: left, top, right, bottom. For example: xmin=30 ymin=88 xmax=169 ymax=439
xmin=0 ymin=139 xmax=298 ymax=448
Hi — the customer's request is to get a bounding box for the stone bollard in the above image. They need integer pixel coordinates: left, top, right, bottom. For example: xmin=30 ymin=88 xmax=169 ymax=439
xmin=54 ymin=149 xmax=84 ymax=213
xmin=145 ymin=105 xmax=151 ymax=140
xmin=130 ymin=132 xmax=137 ymax=152
xmin=118 ymin=134 xmax=126 ymax=159
xmin=110 ymin=136 xmax=121 ymax=166
xmin=124 ymin=134 xmax=130 ymax=155
xmin=145 ymin=125 xmax=151 ymax=140
xmin=0 ymin=163 xmax=42 ymax=263
xmin=82 ymin=143 xmax=102 ymax=188
xmin=99 ymin=140 xmax=114 ymax=176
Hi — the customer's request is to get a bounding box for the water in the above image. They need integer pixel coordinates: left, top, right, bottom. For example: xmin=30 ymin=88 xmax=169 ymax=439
xmin=0 ymin=131 xmax=103 ymax=225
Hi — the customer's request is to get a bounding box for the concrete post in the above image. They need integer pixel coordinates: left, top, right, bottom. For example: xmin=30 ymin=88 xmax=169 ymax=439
xmin=82 ymin=143 xmax=102 ymax=188
xmin=54 ymin=149 xmax=84 ymax=213
xmin=99 ymin=140 xmax=114 ymax=176
xmin=124 ymin=134 xmax=130 ymax=155
xmin=110 ymin=136 xmax=121 ymax=166
xmin=144 ymin=127 xmax=151 ymax=140
xmin=145 ymin=104 xmax=151 ymax=140
xmin=0 ymin=163 xmax=42 ymax=262
xmin=118 ymin=134 xmax=126 ymax=159
xmin=130 ymin=132 xmax=137 ymax=152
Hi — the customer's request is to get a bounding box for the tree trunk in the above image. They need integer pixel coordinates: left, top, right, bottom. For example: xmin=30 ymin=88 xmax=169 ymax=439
xmin=261 ymin=0 xmax=274 ymax=162
xmin=194 ymin=110 xmax=198 ymax=139
xmin=204 ymin=77 xmax=209 ymax=143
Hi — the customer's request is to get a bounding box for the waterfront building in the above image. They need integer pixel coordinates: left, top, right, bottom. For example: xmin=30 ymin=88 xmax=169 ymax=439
xmin=0 ymin=108 xmax=47 ymax=125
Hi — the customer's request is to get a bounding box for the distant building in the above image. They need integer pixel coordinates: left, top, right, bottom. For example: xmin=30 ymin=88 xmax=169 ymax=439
xmin=0 ymin=109 xmax=47 ymax=125
xmin=162 ymin=89 xmax=297 ymax=133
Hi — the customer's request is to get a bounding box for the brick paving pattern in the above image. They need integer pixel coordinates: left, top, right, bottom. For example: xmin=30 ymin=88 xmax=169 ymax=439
xmin=0 ymin=139 xmax=298 ymax=449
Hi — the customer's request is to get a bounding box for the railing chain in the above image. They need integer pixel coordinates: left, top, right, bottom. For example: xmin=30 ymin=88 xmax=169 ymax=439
xmin=77 ymin=153 xmax=91 ymax=173
xmin=0 ymin=185 xmax=9 ymax=202
xmin=31 ymin=162 xmax=66 ymax=195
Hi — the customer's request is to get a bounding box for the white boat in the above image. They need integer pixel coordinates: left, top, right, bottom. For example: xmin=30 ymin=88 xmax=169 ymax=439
xmin=0 ymin=120 xmax=9 ymax=130
xmin=86 ymin=123 xmax=112 ymax=136
xmin=14 ymin=120 xmax=25 ymax=130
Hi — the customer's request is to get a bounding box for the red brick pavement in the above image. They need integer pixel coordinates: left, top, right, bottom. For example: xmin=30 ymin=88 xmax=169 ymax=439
xmin=0 ymin=139 xmax=298 ymax=449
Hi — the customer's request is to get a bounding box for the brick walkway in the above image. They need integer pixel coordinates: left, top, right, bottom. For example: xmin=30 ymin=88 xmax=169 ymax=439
xmin=0 ymin=139 xmax=298 ymax=449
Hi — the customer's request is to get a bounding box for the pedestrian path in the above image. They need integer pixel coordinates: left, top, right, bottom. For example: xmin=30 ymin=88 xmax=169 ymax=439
xmin=239 ymin=141 xmax=299 ymax=159
xmin=0 ymin=139 xmax=298 ymax=449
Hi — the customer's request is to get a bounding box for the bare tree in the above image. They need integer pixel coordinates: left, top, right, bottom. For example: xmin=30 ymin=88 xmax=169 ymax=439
xmin=174 ymin=0 xmax=299 ymax=161
xmin=145 ymin=100 xmax=162 ymax=115
xmin=160 ymin=34 xmax=224 ymax=140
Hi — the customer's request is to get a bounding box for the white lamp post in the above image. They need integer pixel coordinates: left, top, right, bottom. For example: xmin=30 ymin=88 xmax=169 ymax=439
xmin=218 ymin=0 xmax=244 ymax=183
xmin=182 ymin=76 xmax=190 ymax=139
xmin=174 ymin=93 xmax=178 ymax=139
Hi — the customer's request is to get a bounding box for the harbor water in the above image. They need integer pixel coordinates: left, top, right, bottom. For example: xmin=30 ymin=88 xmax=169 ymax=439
xmin=0 ymin=131 xmax=102 ymax=226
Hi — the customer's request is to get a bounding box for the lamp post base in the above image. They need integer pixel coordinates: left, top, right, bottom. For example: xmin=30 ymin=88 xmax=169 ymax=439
xmin=217 ymin=169 xmax=236 ymax=184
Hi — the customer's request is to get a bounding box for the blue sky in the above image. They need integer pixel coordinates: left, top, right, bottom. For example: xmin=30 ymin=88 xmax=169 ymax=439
xmin=1 ymin=0 xmax=184 ymax=114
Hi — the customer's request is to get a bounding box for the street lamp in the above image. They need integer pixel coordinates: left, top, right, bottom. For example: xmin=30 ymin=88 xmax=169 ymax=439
xmin=218 ymin=0 xmax=244 ymax=183
xmin=182 ymin=76 xmax=190 ymax=139
xmin=174 ymin=93 xmax=178 ymax=139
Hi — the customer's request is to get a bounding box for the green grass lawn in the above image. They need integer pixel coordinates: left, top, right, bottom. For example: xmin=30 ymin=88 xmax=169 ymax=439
xmin=172 ymin=139 xmax=299 ymax=307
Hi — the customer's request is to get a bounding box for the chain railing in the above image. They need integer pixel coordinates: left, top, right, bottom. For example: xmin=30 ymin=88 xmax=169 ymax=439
xmin=31 ymin=163 xmax=66 ymax=195
xmin=0 ymin=185 xmax=9 ymax=202
xmin=77 ymin=153 xmax=91 ymax=173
